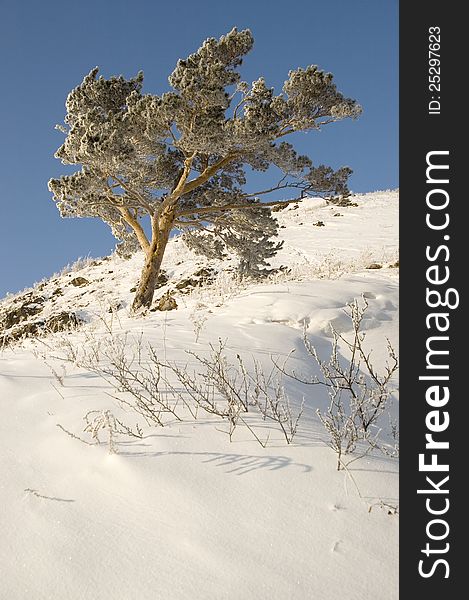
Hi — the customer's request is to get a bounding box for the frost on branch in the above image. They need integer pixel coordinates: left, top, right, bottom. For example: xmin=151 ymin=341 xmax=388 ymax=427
xmin=49 ymin=28 xmax=361 ymax=308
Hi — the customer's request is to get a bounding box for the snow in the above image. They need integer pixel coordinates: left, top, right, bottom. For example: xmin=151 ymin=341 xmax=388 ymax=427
xmin=0 ymin=191 xmax=399 ymax=600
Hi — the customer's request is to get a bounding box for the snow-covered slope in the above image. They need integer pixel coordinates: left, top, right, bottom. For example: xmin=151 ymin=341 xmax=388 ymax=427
xmin=0 ymin=191 xmax=399 ymax=600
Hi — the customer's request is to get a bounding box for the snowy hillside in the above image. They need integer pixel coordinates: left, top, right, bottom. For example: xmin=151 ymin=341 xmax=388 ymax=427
xmin=0 ymin=190 xmax=399 ymax=600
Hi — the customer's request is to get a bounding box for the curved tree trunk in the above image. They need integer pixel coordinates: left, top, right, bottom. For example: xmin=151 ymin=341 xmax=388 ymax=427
xmin=131 ymin=210 xmax=174 ymax=312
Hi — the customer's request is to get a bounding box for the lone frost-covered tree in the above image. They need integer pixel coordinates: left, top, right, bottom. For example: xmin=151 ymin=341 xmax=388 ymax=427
xmin=49 ymin=28 xmax=361 ymax=311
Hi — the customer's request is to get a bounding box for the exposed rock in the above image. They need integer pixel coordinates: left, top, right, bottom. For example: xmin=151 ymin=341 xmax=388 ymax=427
xmin=70 ymin=277 xmax=90 ymax=287
xmin=390 ymin=260 xmax=399 ymax=268
xmin=193 ymin=267 xmax=215 ymax=280
xmin=271 ymin=202 xmax=290 ymax=212
xmin=176 ymin=278 xmax=198 ymax=290
xmin=153 ymin=294 xmax=178 ymax=311
xmin=45 ymin=312 xmax=82 ymax=332
xmin=313 ymin=221 xmax=325 ymax=227
xmin=175 ymin=267 xmax=216 ymax=293
xmin=10 ymin=291 xmax=44 ymax=304
xmin=0 ymin=301 xmax=82 ymax=344
xmin=156 ymin=270 xmax=169 ymax=288
xmin=2 ymin=321 xmax=44 ymax=344
xmin=20 ymin=321 xmax=44 ymax=336
xmin=366 ymin=263 xmax=383 ymax=270
xmin=1 ymin=301 xmax=44 ymax=329
xmin=327 ymin=195 xmax=359 ymax=207
xmin=108 ymin=302 xmax=123 ymax=313
xmin=52 ymin=288 xmax=63 ymax=296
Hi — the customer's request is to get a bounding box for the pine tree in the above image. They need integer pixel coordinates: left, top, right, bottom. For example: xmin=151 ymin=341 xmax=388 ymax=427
xmin=49 ymin=28 xmax=361 ymax=311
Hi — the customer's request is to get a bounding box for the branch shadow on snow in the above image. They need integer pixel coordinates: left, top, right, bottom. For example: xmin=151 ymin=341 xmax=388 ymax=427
xmin=195 ymin=451 xmax=313 ymax=475
xmin=119 ymin=449 xmax=312 ymax=475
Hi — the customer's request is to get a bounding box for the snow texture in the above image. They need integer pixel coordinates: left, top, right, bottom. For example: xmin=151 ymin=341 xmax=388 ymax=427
xmin=0 ymin=190 xmax=398 ymax=600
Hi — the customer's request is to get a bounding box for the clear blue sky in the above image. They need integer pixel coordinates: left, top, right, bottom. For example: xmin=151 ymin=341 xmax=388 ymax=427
xmin=0 ymin=0 xmax=398 ymax=297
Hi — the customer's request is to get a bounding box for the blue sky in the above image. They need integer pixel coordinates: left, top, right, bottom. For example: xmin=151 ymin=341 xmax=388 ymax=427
xmin=0 ymin=0 xmax=398 ymax=297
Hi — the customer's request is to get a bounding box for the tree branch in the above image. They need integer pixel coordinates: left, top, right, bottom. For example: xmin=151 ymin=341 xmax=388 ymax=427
xmin=170 ymin=152 xmax=196 ymax=199
xmin=180 ymin=154 xmax=238 ymax=196
xmin=274 ymin=116 xmax=342 ymax=139
xmin=117 ymin=207 xmax=150 ymax=253
xmin=174 ymin=220 xmax=214 ymax=233
xmin=107 ymin=174 xmax=154 ymax=213
xmin=233 ymin=93 xmax=248 ymax=119
xmin=239 ymin=175 xmax=305 ymax=199
xmin=175 ymin=196 xmax=305 ymax=218
xmin=153 ymin=152 xmax=197 ymax=240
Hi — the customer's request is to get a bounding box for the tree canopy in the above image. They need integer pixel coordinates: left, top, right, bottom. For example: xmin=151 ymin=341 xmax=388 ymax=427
xmin=49 ymin=28 xmax=361 ymax=310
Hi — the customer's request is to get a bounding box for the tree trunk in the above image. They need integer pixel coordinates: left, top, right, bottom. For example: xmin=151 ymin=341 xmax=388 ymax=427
xmin=131 ymin=210 xmax=174 ymax=312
